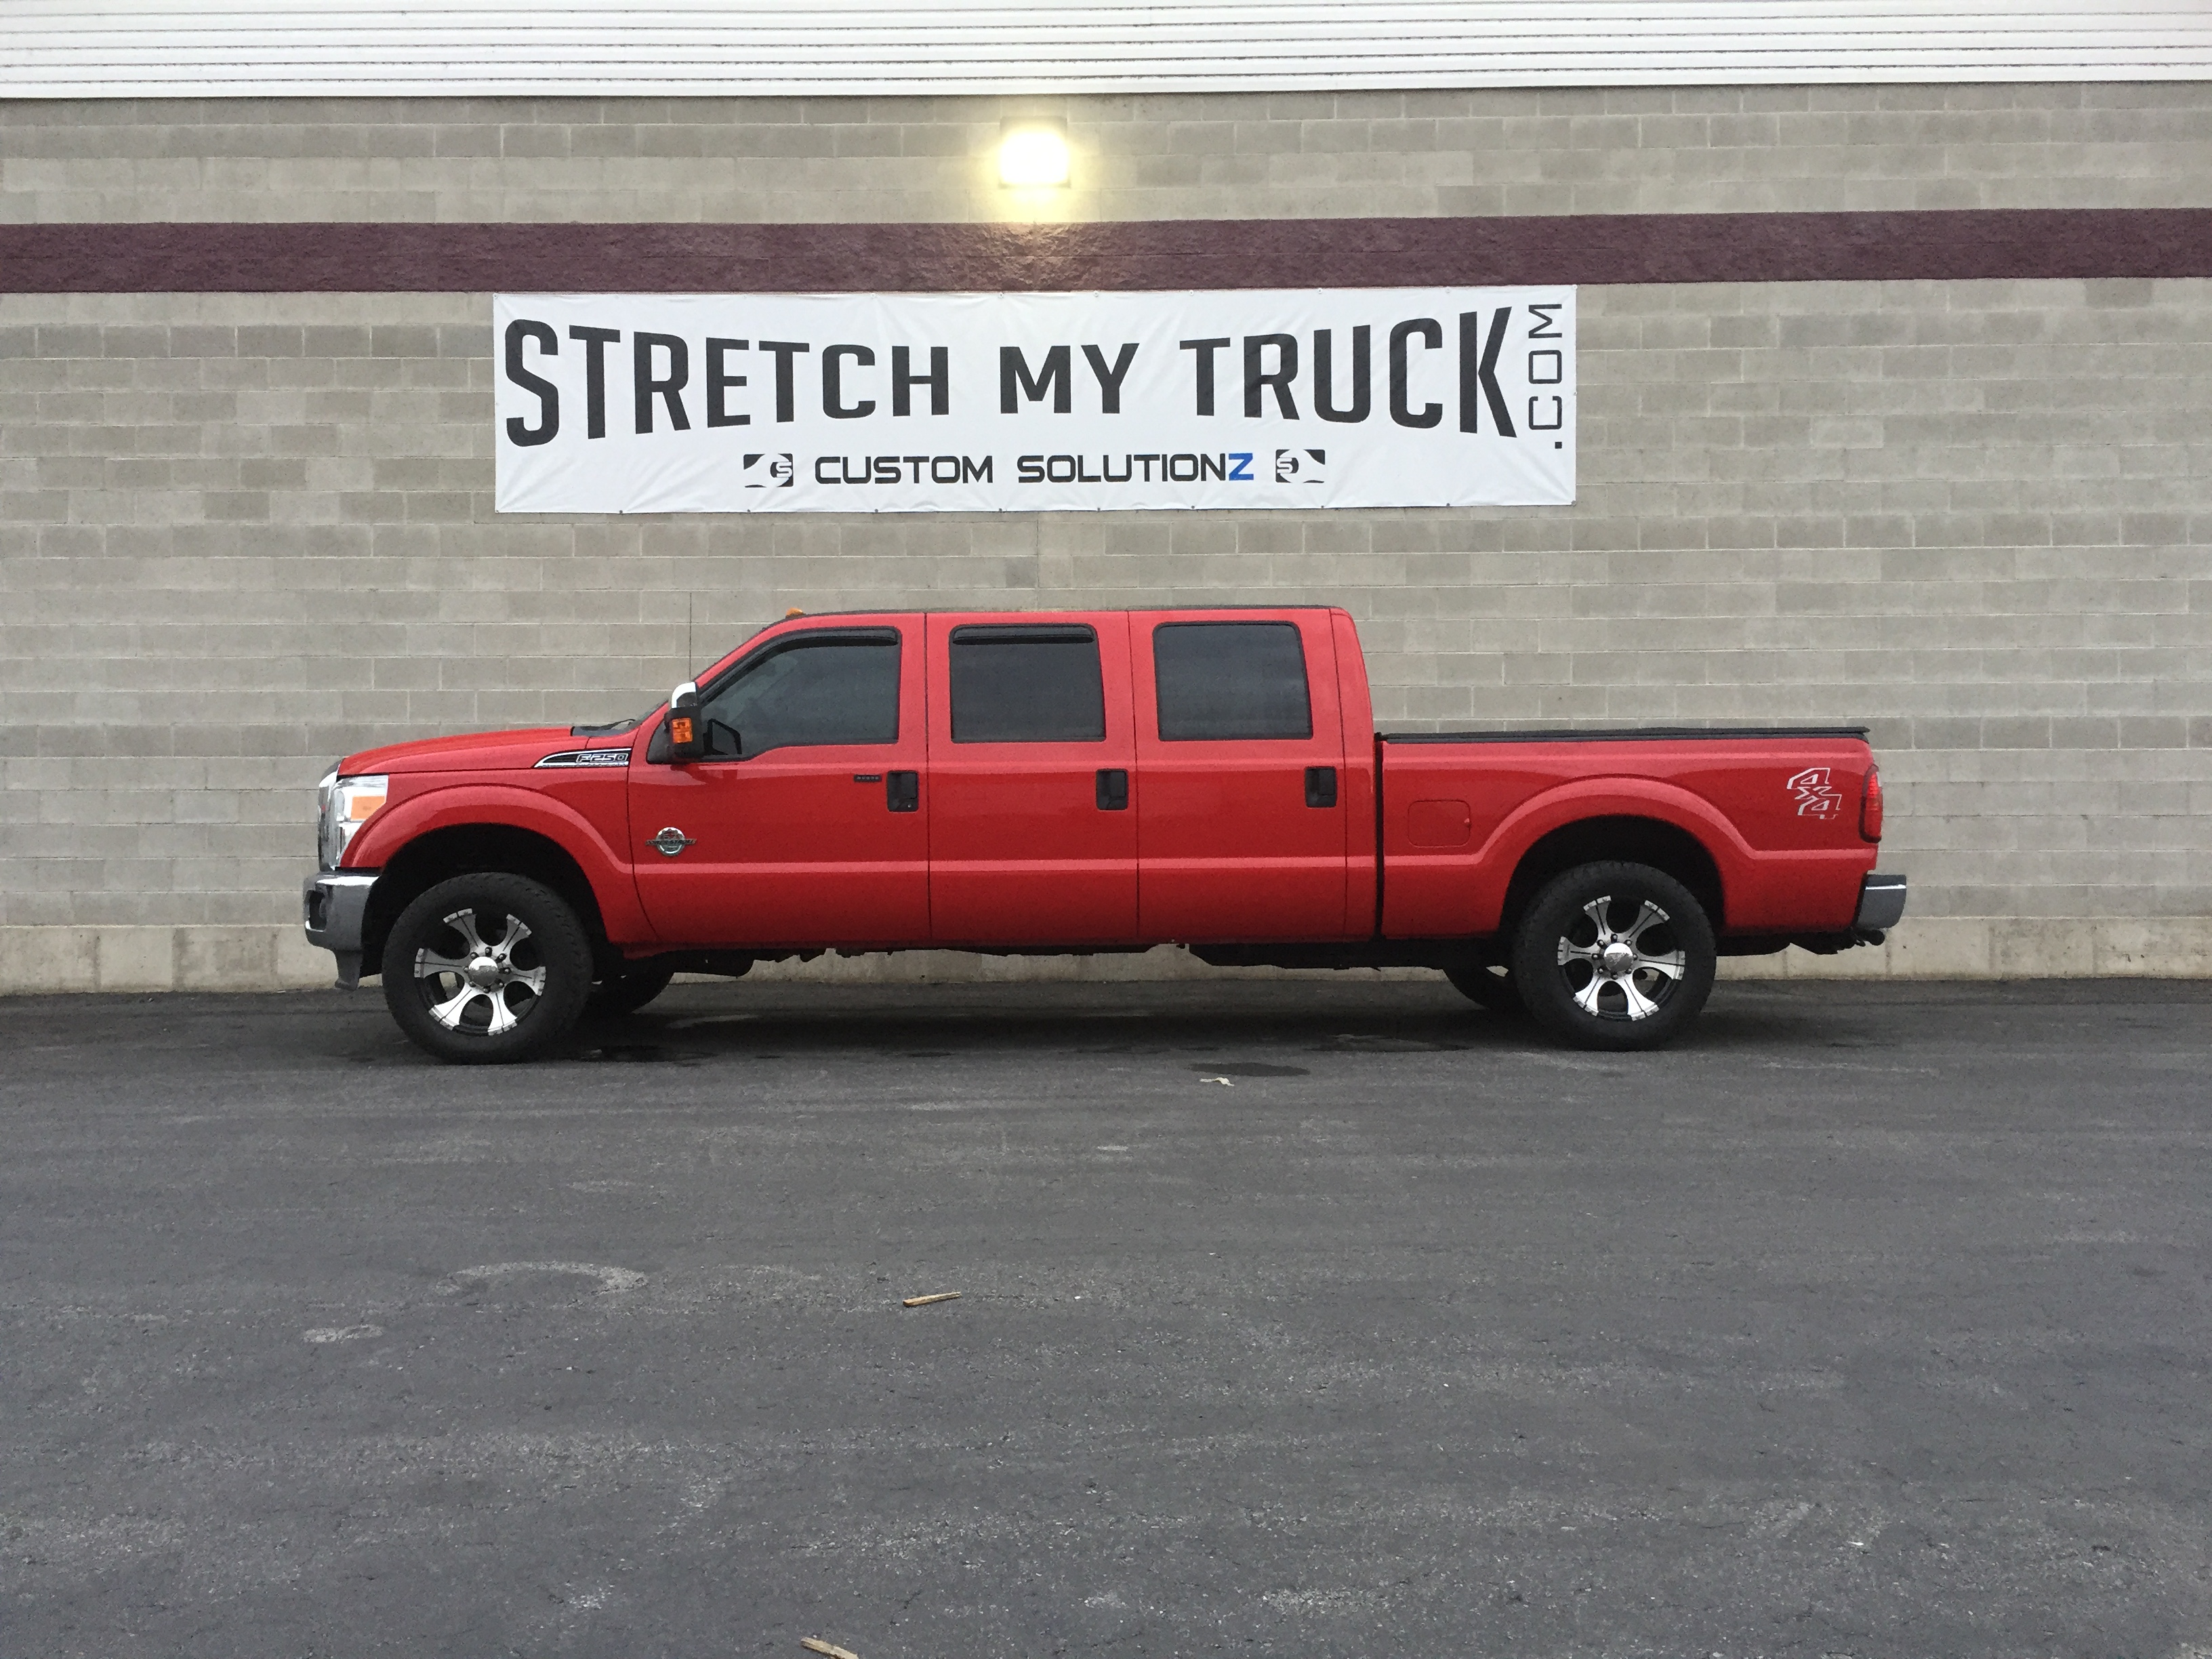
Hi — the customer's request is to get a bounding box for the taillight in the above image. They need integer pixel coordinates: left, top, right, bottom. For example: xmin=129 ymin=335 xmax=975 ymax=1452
xmin=1860 ymin=765 xmax=1884 ymax=842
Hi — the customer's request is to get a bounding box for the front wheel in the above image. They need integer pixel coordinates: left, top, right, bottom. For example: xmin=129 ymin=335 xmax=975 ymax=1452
xmin=382 ymin=873 xmax=593 ymax=1063
xmin=1509 ymin=861 xmax=1716 ymax=1051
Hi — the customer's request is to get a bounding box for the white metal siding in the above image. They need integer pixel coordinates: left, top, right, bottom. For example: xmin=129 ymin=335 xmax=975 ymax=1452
xmin=4 ymin=0 xmax=2211 ymax=98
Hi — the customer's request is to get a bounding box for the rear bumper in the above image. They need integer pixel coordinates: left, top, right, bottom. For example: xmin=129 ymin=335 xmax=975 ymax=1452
xmin=1855 ymin=872 xmax=1908 ymax=932
xmin=302 ymin=870 xmax=380 ymax=988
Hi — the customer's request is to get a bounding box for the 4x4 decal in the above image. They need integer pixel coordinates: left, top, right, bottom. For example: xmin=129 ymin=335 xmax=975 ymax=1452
xmin=1786 ymin=766 xmax=1843 ymax=817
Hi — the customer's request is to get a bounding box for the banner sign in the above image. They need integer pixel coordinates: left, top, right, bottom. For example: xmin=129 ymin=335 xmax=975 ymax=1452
xmin=494 ymin=288 xmax=1574 ymax=514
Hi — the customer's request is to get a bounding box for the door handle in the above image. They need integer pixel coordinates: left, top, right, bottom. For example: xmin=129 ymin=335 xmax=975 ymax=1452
xmin=1095 ymin=768 xmax=1129 ymax=811
xmin=886 ymin=770 xmax=919 ymax=813
xmin=1305 ymin=766 xmax=1338 ymax=808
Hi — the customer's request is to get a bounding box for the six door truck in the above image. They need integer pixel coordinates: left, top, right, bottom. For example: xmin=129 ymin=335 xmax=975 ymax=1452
xmin=303 ymin=607 xmax=1907 ymax=1061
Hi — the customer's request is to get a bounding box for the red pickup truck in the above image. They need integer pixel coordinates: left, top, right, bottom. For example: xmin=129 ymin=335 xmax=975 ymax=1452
xmin=304 ymin=606 xmax=1904 ymax=1062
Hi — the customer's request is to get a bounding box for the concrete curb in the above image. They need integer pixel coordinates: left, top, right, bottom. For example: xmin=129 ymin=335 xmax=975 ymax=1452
xmin=3 ymin=918 xmax=2207 ymax=994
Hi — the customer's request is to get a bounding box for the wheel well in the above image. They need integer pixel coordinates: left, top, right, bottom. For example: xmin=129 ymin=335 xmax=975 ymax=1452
xmin=361 ymin=824 xmax=613 ymax=979
xmin=1499 ymin=815 xmax=1725 ymax=941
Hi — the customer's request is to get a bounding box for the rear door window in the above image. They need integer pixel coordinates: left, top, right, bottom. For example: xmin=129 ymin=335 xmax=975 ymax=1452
xmin=948 ymin=624 xmax=1107 ymax=743
xmin=1152 ymin=621 xmax=1313 ymax=741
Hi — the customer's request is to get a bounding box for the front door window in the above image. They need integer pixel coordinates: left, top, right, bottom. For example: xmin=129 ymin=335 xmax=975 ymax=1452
xmin=696 ymin=636 xmax=901 ymax=758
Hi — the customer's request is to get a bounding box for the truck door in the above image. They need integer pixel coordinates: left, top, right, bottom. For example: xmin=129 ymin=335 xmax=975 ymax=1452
xmin=1132 ymin=611 xmax=1352 ymax=941
xmin=629 ymin=619 xmax=930 ymax=947
xmin=926 ymin=614 xmax=1139 ymax=945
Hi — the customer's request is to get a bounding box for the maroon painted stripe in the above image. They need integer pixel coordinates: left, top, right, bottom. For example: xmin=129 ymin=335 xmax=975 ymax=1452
xmin=4 ymin=211 xmax=2210 ymax=293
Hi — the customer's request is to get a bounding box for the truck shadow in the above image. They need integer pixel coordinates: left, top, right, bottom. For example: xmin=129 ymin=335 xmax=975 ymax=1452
xmin=568 ymin=989 xmax=1490 ymax=1065
xmin=553 ymin=981 xmax=1857 ymax=1065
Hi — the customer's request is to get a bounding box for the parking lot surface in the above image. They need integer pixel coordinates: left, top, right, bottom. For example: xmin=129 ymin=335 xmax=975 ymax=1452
xmin=3 ymin=977 xmax=2209 ymax=1658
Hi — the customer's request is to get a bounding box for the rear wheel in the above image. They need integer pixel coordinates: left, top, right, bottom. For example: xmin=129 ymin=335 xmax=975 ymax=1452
xmin=1509 ymin=861 xmax=1715 ymax=1051
xmin=382 ymin=873 xmax=592 ymax=1063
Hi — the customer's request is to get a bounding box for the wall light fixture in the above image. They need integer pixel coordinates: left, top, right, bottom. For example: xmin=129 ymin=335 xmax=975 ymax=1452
xmin=999 ymin=122 xmax=1070 ymax=187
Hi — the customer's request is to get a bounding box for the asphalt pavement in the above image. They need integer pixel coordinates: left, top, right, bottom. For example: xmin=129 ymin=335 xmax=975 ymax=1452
xmin=3 ymin=976 xmax=2209 ymax=1658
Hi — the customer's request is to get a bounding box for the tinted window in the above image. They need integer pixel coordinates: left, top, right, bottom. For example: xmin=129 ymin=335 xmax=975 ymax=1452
xmin=698 ymin=632 xmax=899 ymax=758
xmin=949 ymin=626 xmax=1106 ymax=743
xmin=1153 ymin=622 xmax=1313 ymax=741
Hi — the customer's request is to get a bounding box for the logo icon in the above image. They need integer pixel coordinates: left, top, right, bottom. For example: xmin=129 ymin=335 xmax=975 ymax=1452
xmin=1275 ymin=447 xmax=1326 ymax=483
xmin=1786 ymin=766 xmax=1843 ymax=818
xmin=743 ymin=453 xmax=795 ymax=488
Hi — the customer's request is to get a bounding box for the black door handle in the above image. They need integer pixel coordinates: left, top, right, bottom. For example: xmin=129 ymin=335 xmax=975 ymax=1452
xmin=1305 ymin=766 xmax=1338 ymax=808
xmin=1096 ymin=768 xmax=1129 ymax=811
xmin=886 ymin=771 xmax=919 ymax=812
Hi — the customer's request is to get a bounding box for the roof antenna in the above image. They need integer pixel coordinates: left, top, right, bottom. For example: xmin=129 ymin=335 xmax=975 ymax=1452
xmin=687 ymin=592 xmax=695 ymax=678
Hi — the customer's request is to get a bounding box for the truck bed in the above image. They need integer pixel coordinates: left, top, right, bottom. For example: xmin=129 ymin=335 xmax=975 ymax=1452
xmin=1382 ymin=726 xmax=1870 ymax=743
xmin=1376 ymin=726 xmax=1880 ymax=941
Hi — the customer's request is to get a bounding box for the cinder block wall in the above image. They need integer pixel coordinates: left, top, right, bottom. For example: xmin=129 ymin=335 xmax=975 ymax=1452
xmin=7 ymin=85 xmax=2211 ymax=222
xmin=3 ymin=86 xmax=2209 ymax=989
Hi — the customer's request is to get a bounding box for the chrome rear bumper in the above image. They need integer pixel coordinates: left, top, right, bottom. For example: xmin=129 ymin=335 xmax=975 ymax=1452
xmin=1854 ymin=872 xmax=1908 ymax=933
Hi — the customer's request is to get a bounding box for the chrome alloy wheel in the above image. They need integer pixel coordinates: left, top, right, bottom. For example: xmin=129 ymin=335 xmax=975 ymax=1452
xmin=1554 ymin=894 xmax=1687 ymax=1021
xmin=412 ymin=905 xmax=548 ymax=1036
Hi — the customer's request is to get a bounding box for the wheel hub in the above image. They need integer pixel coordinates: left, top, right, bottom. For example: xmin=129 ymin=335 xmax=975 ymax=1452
xmin=1554 ymin=893 xmax=1689 ymax=1023
xmin=413 ymin=906 xmax=550 ymax=1038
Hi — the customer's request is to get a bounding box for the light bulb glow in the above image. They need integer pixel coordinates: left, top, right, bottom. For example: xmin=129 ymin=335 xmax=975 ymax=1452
xmin=999 ymin=127 xmax=1070 ymax=187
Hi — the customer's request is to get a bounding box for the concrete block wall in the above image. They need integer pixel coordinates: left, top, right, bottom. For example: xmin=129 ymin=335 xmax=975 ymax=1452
xmin=4 ymin=84 xmax=2211 ymax=223
xmin=3 ymin=84 xmax=2209 ymax=988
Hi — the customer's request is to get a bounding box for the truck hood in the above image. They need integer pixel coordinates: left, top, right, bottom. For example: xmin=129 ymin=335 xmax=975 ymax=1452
xmin=338 ymin=726 xmax=630 ymax=776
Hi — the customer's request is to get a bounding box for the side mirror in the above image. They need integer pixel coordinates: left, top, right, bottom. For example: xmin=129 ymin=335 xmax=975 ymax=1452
xmin=665 ymin=681 xmax=703 ymax=762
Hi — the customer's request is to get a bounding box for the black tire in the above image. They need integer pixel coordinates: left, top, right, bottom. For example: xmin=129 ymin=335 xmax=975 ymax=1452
xmin=382 ymin=873 xmax=593 ymax=1064
xmin=587 ymin=962 xmax=677 ymax=1018
xmin=1509 ymin=861 xmax=1716 ymax=1051
xmin=1444 ymin=962 xmax=1521 ymax=1012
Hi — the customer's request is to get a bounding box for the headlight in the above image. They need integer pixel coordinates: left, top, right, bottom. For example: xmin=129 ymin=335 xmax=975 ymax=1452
xmin=317 ymin=771 xmax=388 ymax=868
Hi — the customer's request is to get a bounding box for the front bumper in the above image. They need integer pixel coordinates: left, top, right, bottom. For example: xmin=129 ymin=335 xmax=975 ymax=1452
xmin=302 ymin=870 xmax=380 ymax=988
xmin=1855 ymin=872 xmax=1908 ymax=933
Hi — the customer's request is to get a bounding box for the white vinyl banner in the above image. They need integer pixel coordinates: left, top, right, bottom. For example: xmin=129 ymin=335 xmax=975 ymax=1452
xmin=494 ymin=288 xmax=1574 ymax=514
